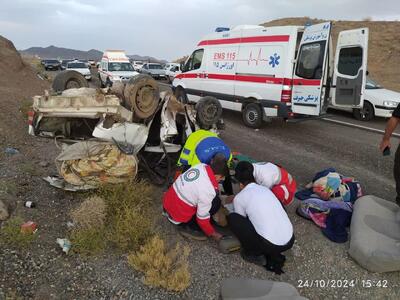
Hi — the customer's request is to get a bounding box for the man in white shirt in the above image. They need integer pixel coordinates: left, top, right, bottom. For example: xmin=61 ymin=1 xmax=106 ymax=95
xmin=227 ymin=161 xmax=295 ymax=274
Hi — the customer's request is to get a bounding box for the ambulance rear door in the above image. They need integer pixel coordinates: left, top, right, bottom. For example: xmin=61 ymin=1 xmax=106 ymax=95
xmin=331 ymin=28 xmax=369 ymax=108
xmin=292 ymin=22 xmax=331 ymax=116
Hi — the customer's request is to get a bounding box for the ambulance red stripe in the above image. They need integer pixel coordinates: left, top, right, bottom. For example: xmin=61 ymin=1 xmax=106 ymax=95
xmin=175 ymin=73 xmax=320 ymax=86
xmin=197 ymin=35 xmax=290 ymax=46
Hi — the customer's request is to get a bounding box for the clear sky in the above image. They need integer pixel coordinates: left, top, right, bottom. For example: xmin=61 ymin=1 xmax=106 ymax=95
xmin=1 ymin=0 xmax=399 ymax=61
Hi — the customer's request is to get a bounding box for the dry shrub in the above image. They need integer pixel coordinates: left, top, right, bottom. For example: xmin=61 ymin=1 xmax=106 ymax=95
xmin=70 ymin=195 xmax=106 ymax=229
xmin=107 ymin=206 xmax=153 ymax=252
xmin=70 ymin=227 xmax=107 ymax=256
xmin=0 ymin=217 xmax=36 ymax=248
xmin=99 ymin=181 xmax=155 ymax=252
xmin=128 ymin=235 xmax=191 ymax=292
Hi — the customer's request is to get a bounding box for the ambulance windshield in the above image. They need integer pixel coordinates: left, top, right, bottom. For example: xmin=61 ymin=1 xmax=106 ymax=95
xmin=108 ymin=62 xmax=134 ymax=72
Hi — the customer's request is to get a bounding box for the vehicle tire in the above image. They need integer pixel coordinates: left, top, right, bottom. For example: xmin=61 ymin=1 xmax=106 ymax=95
xmin=123 ymin=74 xmax=160 ymax=121
xmin=174 ymin=87 xmax=188 ymax=104
xmin=242 ymin=102 xmax=263 ymax=128
xmin=353 ymin=101 xmax=374 ymax=121
xmin=196 ymin=96 xmax=222 ymax=129
xmin=52 ymin=70 xmax=89 ymax=92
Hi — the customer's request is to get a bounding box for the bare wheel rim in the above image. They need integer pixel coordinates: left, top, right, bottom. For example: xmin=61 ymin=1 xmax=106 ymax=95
xmin=135 ymin=85 xmax=157 ymax=114
xmin=66 ymin=79 xmax=80 ymax=89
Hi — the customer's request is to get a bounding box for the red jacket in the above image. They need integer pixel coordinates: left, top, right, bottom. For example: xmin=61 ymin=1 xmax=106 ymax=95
xmin=163 ymin=164 xmax=218 ymax=236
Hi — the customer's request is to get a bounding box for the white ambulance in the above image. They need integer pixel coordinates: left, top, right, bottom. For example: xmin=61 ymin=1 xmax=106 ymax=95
xmin=98 ymin=50 xmax=138 ymax=87
xmin=173 ymin=22 xmax=369 ymax=128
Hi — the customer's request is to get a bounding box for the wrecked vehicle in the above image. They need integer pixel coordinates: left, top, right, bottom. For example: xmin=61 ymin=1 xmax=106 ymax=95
xmin=28 ymin=71 xmax=223 ymax=188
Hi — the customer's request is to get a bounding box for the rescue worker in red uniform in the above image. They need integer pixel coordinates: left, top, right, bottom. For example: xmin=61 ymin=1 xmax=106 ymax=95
xmin=163 ymin=153 xmax=227 ymax=241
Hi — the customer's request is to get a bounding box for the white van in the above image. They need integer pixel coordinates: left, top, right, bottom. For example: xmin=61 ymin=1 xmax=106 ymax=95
xmin=98 ymin=50 xmax=138 ymax=86
xmin=173 ymin=22 xmax=369 ymax=127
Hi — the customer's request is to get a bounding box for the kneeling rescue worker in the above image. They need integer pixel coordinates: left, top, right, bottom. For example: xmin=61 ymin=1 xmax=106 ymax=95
xmin=228 ymin=161 xmax=295 ymax=274
xmin=163 ymin=153 xmax=227 ymax=241
xmin=177 ymin=128 xmax=233 ymax=195
xmin=251 ymin=161 xmax=296 ymax=206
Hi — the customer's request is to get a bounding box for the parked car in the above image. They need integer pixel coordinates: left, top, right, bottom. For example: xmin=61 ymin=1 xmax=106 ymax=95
xmin=66 ymin=61 xmax=91 ymax=80
xmin=43 ymin=59 xmax=61 ymax=71
xmin=141 ymin=63 xmax=166 ymax=79
xmin=164 ymin=63 xmax=180 ymax=70
xmin=61 ymin=59 xmax=74 ymax=70
xmin=165 ymin=65 xmax=181 ymax=83
xmin=330 ymin=77 xmax=400 ymax=121
xmin=132 ymin=61 xmax=144 ymax=71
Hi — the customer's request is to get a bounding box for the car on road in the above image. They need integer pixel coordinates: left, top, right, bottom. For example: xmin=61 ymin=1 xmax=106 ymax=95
xmin=43 ymin=59 xmax=61 ymax=71
xmin=61 ymin=59 xmax=74 ymax=70
xmin=132 ymin=61 xmax=144 ymax=71
xmin=330 ymin=77 xmax=400 ymax=121
xmin=165 ymin=65 xmax=181 ymax=83
xmin=141 ymin=63 xmax=166 ymax=80
xmin=164 ymin=63 xmax=180 ymax=70
xmin=66 ymin=61 xmax=91 ymax=80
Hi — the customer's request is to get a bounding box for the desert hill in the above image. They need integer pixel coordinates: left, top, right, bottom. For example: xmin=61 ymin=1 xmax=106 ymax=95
xmin=262 ymin=18 xmax=400 ymax=91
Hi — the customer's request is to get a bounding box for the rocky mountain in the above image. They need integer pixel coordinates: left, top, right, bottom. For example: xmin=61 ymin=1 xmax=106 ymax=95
xmin=20 ymin=45 xmax=103 ymax=60
xmin=19 ymin=45 xmax=167 ymax=63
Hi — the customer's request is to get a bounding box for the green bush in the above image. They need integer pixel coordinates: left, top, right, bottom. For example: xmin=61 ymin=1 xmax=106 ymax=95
xmin=0 ymin=217 xmax=36 ymax=248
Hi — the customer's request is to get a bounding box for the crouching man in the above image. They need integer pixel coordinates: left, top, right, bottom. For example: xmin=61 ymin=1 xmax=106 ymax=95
xmin=163 ymin=153 xmax=227 ymax=241
xmin=251 ymin=161 xmax=296 ymax=206
xmin=228 ymin=161 xmax=295 ymax=274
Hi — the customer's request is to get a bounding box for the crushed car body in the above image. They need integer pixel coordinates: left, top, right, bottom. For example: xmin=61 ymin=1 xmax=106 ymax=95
xmin=28 ymin=71 xmax=223 ymax=188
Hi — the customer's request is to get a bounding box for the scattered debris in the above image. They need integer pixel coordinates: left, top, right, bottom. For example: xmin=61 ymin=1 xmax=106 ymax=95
xmin=43 ymin=176 xmax=96 ymax=191
xmin=24 ymin=201 xmax=36 ymax=208
xmin=0 ymin=200 xmax=9 ymax=221
xmin=66 ymin=221 xmax=75 ymax=228
xmin=20 ymin=221 xmax=37 ymax=234
xmin=0 ymin=217 xmax=36 ymax=247
xmin=55 ymin=141 xmax=139 ymax=190
xmin=56 ymin=238 xmax=72 ymax=254
xmin=4 ymin=147 xmax=19 ymax=155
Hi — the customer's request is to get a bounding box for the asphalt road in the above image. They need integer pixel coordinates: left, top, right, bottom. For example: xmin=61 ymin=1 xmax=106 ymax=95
xmin=220 ymin=110 xmax=397 ymax=202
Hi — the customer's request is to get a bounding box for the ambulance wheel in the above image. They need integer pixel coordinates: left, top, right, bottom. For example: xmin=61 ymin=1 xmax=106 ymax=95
xmin=175 ymin=87 xmax=188 ymax=104
xmin=353 ymin=101 xmax=374 ymax=121
xmin=243 ymin=103 xmax=263 ymax=128
xmin=52 ymin=70 xmax=89 ymax=92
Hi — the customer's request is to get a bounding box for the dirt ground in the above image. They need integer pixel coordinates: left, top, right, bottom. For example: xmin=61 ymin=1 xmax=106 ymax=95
xmin=1 ymin=34 xmax=400 ymax=300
